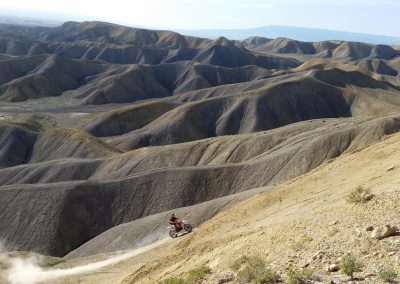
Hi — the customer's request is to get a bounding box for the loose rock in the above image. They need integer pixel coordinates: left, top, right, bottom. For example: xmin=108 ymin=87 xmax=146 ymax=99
xmin=365 ymin=226 xmax=374 ymax=232
xmin=301 ymin=262 xmax=310 ymax=268
xmin=371 ymin=225 xmax=398 ymax=240
xmin=327 ymin=264 xmax=340 ymax=272
xmin=312 ymin=251 xmax=324 ymax=260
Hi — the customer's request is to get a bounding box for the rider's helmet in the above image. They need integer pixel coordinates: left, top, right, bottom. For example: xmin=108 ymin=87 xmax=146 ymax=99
xmin=171 ymin=213 xmax=176 ymax=218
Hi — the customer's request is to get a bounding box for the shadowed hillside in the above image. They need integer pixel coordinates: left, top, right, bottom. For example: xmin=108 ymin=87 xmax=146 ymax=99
xmin=109 ymin=68 xmax=400 ymax=150
xmin=0 ymin=119 xmax=120 ymax=168
xmin=1 ymin=115 xmax=400 ymax=256
xmin=243 ymin=36 xmax=399 ymax=60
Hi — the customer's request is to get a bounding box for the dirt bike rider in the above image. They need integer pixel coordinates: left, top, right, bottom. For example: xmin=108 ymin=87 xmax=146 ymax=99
xmin=169 ymin=213 xmax=183 ymax=232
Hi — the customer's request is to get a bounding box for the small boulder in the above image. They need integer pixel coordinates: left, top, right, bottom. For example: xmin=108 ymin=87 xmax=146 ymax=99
xmin=206 ymin=271 xmax=234 ymax=284
xmin=327 ymin=264 xmax=340 ymax=272
xmin=371 ymin=225 xmax=398 ymax=240
xmin=301 ymin=262 xmax=310 ymax=268
xmin=365 ymin=226 xmax=374 ymax=232
xmin=312 ymin=251 xmax=324 ymax=260
xmin=364 ymin=193 xmax=374 ymax=201
xmin=217 ymin=272 xmax=235 ymax=284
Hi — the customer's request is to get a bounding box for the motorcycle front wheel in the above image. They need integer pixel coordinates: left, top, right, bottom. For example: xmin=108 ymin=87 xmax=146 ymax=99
xmin=169 ymin=229 xmax=177 ymax=238
xmin=183 ymin=224 xmax=192 ymax=232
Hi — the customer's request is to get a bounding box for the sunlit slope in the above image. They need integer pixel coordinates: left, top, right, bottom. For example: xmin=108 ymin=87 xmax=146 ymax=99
xmin=51 ymin=130 xmax=400 ymax=284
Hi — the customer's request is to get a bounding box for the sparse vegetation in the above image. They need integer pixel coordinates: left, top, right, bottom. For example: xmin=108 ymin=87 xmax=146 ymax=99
xmin=382 ymin=243 xmax=395 ymax=253
xmin=158 ymin=266 xmax=211 ymax=284
xmin=186 ymin=265 xmax=211 ymax=284
xmin=328 ymin=228 xmax=339 ymax=237
xmin=231 ymin=255 xmax=251 ymax=271
xmin=286 ymin=268 xmax=314 ymax=284
xmin=231 ymin=255 xmax=280 ymax=283
xmin=2 ymin=115 xmax=49 ymax=132
xmin=345 ymin=186 xmax=373 ymax=204
xmin=378 ymin=266 xmax=398 ymax=283
xmin=158 ymin=277 xmax=184 ymax=284
xmin=290 ymin=236 xmax=313 ymax=251
xmin=365 ymin=236 xmax=375 ymax=247
xmin=339 ymin=253 xmax=364 ymax=279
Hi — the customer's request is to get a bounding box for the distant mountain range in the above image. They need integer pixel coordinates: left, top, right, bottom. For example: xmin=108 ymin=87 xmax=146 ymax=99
xmin=1 ymin=13 xmax=399 ymax=45
xmin=177 ymin=25 xmax=400 ymax=45
xmin=0 ymin=14 xmax=63 ymax=27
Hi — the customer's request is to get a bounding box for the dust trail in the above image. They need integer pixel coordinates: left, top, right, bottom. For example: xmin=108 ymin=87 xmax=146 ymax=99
xmin=0 ymin=240 xmax=6 ymax=253
xmin=0 ymin=239 xmax=10 ymax=262
xmin=7 ymin=238 xmax=168 ymax=284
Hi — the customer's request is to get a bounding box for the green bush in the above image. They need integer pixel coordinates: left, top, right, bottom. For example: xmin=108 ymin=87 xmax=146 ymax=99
xmin=286 ymin=268 xmax=314 ymax=284
xmin=339 ymin=253 xmax=364 ymax=279
xmin=232 ymin=256 xmax=280 ymax=284
xmin=345 ymin=186 xmax=373 ymax=204
xmin=379 ymin=266 xmax=398 ymax=283
xmin=158 ymin=277 xmax=184 ymax=284
xmin=186 ymin=265 xmax=211 ymax=284
xmin=231 ymin=255 xmax=251 ymax=271
xmin=253 ymin=268 xmax=280 ymax=283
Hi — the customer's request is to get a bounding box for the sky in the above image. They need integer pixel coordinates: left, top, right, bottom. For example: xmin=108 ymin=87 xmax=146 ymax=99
xmin=0 ymin=0 xmax=399 ymax=37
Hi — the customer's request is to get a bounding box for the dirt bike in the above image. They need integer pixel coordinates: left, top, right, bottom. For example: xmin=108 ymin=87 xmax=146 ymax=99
xmin=168 ymin=219 xmax=193 ymax=238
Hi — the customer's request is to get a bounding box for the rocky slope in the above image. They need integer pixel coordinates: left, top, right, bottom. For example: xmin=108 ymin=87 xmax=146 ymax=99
xmin=117 ymin=130 xmax=400 ymax=284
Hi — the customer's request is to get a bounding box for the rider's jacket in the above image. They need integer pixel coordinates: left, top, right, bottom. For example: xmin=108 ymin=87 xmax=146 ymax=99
xmin=169 ymin=216 xmax=178 ymax=224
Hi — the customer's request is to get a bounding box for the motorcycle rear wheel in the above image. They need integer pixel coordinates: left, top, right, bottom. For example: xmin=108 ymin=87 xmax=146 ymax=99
xmin=183 ymin=224 xmax=192 ymax=232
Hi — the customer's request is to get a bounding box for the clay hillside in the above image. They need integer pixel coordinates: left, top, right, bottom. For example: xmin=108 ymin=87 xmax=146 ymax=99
xmin=0 ymin=20 xmax=400 ymax=284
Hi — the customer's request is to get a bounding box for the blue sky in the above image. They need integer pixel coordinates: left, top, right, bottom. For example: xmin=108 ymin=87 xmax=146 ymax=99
xmin=0 ymin=0 xmax=399 ymax=36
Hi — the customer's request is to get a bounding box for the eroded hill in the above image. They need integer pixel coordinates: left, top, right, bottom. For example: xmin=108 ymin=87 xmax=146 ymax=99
xmin=1 ymin=121 xmax=399 ymax=284
xmin=0 ymin=21 xmax=399 ymax=277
